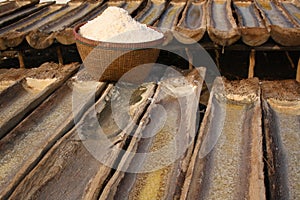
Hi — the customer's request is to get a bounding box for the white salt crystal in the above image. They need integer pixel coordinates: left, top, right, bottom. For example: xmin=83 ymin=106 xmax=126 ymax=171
xmin=79 ymin=6 xmax=164 ymax=43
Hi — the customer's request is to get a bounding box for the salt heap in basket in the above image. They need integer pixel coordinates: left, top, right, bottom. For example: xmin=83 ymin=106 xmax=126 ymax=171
xmin=75 ymin=6 xmax=164 ymax=82
xmin=79 ymin=6 xmax=163 ymax=43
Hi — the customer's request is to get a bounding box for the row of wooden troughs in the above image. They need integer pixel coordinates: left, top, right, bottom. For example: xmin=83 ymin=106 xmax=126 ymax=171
xmin=0 ymin=0 xmax=299 ymax=50
xmin=0 ymin=62 xmax=299 ymax=199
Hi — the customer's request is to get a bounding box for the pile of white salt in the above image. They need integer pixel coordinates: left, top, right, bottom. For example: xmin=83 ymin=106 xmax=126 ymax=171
xmin=79 ymin=6 xmax=163 ymax=43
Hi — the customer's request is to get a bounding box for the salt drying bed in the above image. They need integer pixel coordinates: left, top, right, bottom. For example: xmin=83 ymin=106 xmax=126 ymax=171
xmin=1 ymin=0 xmax=300 ymax=50
xmin=181 ymin=78 xmax=265 ymax=199
xmin=0 ymin=63 xmax=78 ymax=138
xmin=261 ymin=80 xmax=300 ymax=199
xmin=0 ymin=63 xmax=299 ymax=199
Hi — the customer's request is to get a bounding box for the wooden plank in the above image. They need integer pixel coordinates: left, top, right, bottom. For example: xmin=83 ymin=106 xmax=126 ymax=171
xmin=0 ymin=62 xmax=79 ymax=139
xmin=8 ymin=82 xmax=156 ymax=200
xmin=181 ymin=77 xmax=265 ymax=200
xmin=255 ymin=0 xmax=300 ymax=46
xmin=40 ymin=2 xmax=103 ymax=32
xmin=233 ymin=0 xmax=269 ymax=46
xmin=0 ymin=74 xmax=106 ymax=200
xmin=174 ymin=0 xmax=207 ymax=44
xmin=0 ymin=0 xmax=39 ymax=18
xmin=0 ymin=1 xmax=54 ymax=29
xmin=135 ymin=0 xmax=167 ymax=25
xmin=155 ymin=0 xmax=186 ymax=43
xmin=0 ymin=4 xmax=67 ymax=50
xmin=0 ymin=68 xmax=30 ymax=93
xmin=261 ymin=80 xmax=300 ymax=199
xmin=99 ymin=68 xmax=205 ymax=200
xmin=280 ymin=1 xmax=300 ymax=25
xmin=26 ymin=1 xmax=103 ymax=49
xmin=206 ymin=0 xmax=241 ymax=46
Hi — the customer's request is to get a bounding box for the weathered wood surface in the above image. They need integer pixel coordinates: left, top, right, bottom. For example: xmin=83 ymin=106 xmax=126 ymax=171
xmin=0 ymin=62 xmax=79 ymax=139
xmin=155 ymin=0 xmax=186 ymax=43
xmin=0 ymin=61 xmax=299 ymax=199
xmin=0 ymin=0 xmax=300 ymax=49
xmin=181 ymin=77 xmax=265 ymax=200
xmin=280 ymin=0 xmax=300 ymax=25
xmin=135 ymin=0 xmax=167 ymax=25
xmin=175 ymin=0 xmax=207 ymax=44
xmin=0 ymin=1 xmax=54 ymax=29
xmin=255 ymin=0 xmax=300 ymax=46
xmin=0 ymin=0 xmax=39 ymax=18
xmin=98 ymin=68 xmax=205 ymax=200
xmin=26 ymin=1 xmax=103 ymax=49
xmin=0 ymin=73 xmax=106 ymax=200
xmin=0 ymin=3 xmax=67 ymax=50
xmin=233 ymin=0 xmax=269 ymax=46
xmin=9 ymin=81 xmax=156 ymax=200
xmin=0 ymin=68 xmax=30 ymax=93
xmin=206 ymin=0 xmax=241 ymax=46
xmin=262 ymin=80 xmax=300 ymax=199
xmin=0 ymin=1 xmax=105 ymax=50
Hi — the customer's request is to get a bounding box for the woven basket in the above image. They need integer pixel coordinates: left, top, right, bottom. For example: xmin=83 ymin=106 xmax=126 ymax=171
xmin=73 ymin=23 xmax=165 ymax=82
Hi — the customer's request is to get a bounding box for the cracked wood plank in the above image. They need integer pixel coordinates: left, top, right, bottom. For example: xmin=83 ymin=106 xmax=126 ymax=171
xmin=9 ymin=81 xmax=156 ymax=200
xmin=99 ymin=68 xmax=205 ymax=200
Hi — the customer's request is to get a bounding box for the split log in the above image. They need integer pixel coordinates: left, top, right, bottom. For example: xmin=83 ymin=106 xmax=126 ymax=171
xmin=0 ymin=62 xmax=79 ymax=139
xmin=135 ymin=0 xmax=167 ymax=25
xmin=206 ymin=0 xmax=241 ymax=46
xmin=261 ymin=80 xmax=300 ymax=199
xmin=99 ymin=68 xmax=206 ymax=200
xmin=181 ymin=77 xmax=265 ymax=200
xmin=0 ymin=72 xmax=106 ymax=200
xmin=255 ymin=0 xmax=300 ymax=46
xmin=174 ymin=0 xmax=207 ymax=44
xmin=233 ymin=0 xmax=269 ymax=46
xmin=9 ymin=81 xmax=156 ymax=200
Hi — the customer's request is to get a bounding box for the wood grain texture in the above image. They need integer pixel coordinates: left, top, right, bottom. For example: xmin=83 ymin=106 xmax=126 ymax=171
xmin=181 ymin=77 xmax=265 ymax=200
xmin=262 ymin=80 xmax=300 ymax=199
